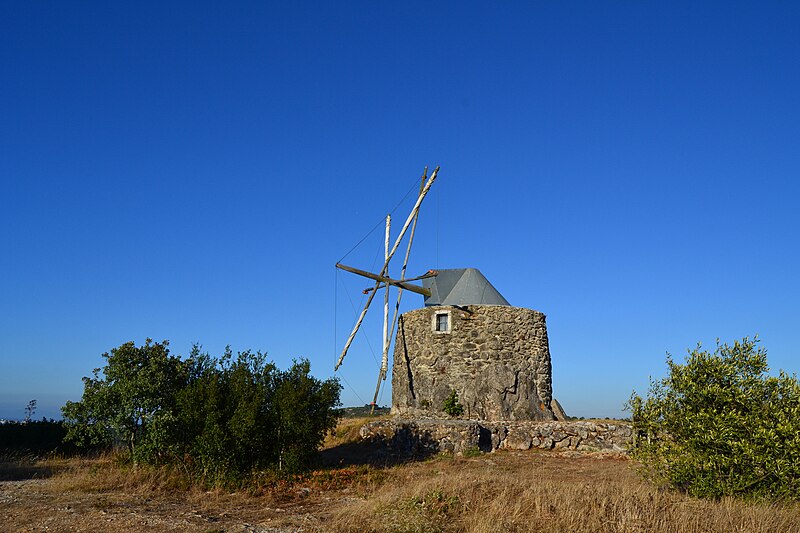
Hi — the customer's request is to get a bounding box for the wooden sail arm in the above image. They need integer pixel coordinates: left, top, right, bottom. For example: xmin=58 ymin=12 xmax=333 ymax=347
xmin=336 ymin=263 xmax=432 ymax=297
xmin=362 ymin=270 xmax=438 ymax=293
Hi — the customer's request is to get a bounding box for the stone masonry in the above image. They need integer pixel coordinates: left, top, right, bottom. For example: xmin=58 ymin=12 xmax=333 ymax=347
xmin=392 ymin=304 xmax=555 ymax=421
xmin=360 ymin=419 xmax=632 ymax=456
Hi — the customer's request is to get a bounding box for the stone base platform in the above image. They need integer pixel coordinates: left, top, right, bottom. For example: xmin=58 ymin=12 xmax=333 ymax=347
xmin=359 ymin=419 xmax=632 ymax=457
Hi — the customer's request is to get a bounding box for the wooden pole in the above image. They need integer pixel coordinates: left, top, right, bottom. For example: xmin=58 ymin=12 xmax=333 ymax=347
xmin=386 ymin=172 xmax=426 ymax=360
xmin=371 ymin=215 xmax=390 ymax=413
xmin=383 ymin=214 xmax=390 ymax=372
xmin=371 ymin=171 xmax=427 ymax=413
xmin=385 ymin=166 xmax=439 ymax=262
xmin=335 ymin=167 xmax=439 ymax=370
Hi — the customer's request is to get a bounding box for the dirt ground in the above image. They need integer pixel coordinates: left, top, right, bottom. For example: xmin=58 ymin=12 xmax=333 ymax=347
xmin=0 ymin=473 xmax=344 ymax=532
xmin=3 ymin=425 xmax=799 ymax=533
xmin=2 ymin=478 xmax=257 ymax=531
xmin=0 ymin=448 xmax=629 ymax=532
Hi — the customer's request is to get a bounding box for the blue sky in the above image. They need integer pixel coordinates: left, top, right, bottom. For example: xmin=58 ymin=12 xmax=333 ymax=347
xmin=2 ymin=2 xmax=798 ymax=420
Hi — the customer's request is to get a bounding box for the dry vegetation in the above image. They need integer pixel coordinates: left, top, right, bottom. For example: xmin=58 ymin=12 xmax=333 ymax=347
xmin=327 ymin=451 xmax=800 ymax=532
xmin=2 ymin=421 xmax=799 ymax=532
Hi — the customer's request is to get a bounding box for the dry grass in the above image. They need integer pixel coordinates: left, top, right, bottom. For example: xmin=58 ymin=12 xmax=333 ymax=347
xmin=327 ymin=451 xmax=800 ymax=533
xmin=3 ymin=423 xmax=800 ymax=532
xmin=324 ymin=416 xmax=379 ymax=448
xmin=42 ymin=452 xmax=176 ymax=490
xmin=1 ymin=453 xmax=319 ymax=532
xmin=0 ymin=454 xmax=61 ymax=482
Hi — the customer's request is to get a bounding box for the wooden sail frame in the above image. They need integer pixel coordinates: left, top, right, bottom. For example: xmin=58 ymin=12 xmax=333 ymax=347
xmin=334 ymin=166 xmax=440 ymax=409
xmin=334 ymin=263 xmax=432 ymax=296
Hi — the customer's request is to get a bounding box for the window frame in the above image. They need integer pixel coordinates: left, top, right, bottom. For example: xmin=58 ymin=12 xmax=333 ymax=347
xmin=432 ymin=309 xmax=452 ymax=334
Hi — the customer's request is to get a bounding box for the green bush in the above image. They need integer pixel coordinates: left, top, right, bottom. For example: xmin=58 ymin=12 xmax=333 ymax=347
xmin=627 ymin=337 xmax=800 ymax=500
xmin=442 ymin=390 xmax=464 ymax=417
xmin=62 ymin=340 xmax=341 ymax=484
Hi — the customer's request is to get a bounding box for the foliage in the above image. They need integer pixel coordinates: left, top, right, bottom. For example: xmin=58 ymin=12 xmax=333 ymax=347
xmin=462 ymin=446 xmax=482 ymax=458
xmin=442 ymin=390 xmax=464 ymax=417
xmin=175 ymin=347 xmax=341 ymax=482
xmin=627 ymin=337 xmax=800 ymax=500
xmin=273 ymin=359 xmax=342 ymax=472
xmin=62 ymin=339 xmax=186 ymax=462
xmin=0 ymin=420 xmax=76 ymax=455
xmin=406 ymin=489 xmax=462 ymax=517
xmin=174 ymin=346 xmax=278 ymax=483
xmin=62 ymin=340 xmax=342 ymax=484
xmin=23 ymin=400 xmax=37 ymax=423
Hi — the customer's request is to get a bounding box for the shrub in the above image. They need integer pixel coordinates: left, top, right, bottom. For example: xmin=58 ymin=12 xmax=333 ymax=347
xmin=272 ymin=359 xmax=341 ymax=472
xmin=442 ymin=390 xmax=464 ymax=417
xmin=62 ymin=340 xmax=341 ymax=484
xmin=462 ymin=446 xmax=482 ymax=458
xmin=627 ymin=337 xmax=800 ymax=500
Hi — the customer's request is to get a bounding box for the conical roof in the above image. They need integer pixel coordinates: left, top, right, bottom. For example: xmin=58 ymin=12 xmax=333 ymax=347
xmin=421 ymin=268 xmax=510 ymax=307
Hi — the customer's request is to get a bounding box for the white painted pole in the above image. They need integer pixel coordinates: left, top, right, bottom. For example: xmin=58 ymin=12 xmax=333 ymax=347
xmin=371 ymin=214 xmax=391 ymax=413
xmin=381 ymin=214 xmax=391 ymax=377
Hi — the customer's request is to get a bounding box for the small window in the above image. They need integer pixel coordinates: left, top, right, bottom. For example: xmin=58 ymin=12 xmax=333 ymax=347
xmin=434 ymin=312 xmax=450 ymax=332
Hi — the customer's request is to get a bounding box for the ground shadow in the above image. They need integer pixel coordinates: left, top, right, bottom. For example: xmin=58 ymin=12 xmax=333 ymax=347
xmin=320 ymin=426 xmax=441 ymax=468
xmin=0 ymin=461 xmax=59 ymax=481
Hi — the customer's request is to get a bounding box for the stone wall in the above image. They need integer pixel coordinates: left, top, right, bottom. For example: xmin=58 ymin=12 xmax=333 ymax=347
xmin=392 ymin=305 xmax=555 ymax=421
xmin=360 ymin=419 xmax=632 ymax=456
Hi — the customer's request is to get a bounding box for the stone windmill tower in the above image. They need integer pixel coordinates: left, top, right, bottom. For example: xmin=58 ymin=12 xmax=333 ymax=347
xmin=392 ymin=268 xmax=560 ymax=421
xmin=335 ymin=167 xmax=564 ymax=422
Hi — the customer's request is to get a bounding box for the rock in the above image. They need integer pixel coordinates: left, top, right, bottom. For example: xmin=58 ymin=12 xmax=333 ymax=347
xmin=504 ymin=429 xmax=532 ymax=450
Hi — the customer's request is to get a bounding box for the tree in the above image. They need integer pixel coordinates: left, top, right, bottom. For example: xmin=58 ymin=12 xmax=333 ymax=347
xmin=62 ymin=339 xmax=186 ymax=463
xmin=627 ymin=337 xmax=800 ymax=500
xmin=23 ymin=399 xmax=37 ymax=423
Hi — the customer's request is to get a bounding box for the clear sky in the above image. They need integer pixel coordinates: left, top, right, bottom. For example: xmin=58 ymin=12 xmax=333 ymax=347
xmin=2 ymin=2 xmax=799 ymax=420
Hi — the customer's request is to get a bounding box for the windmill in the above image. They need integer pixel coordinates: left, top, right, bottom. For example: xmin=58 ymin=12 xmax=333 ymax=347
xmin=335 ymin=166 xmax=440 ymax=412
